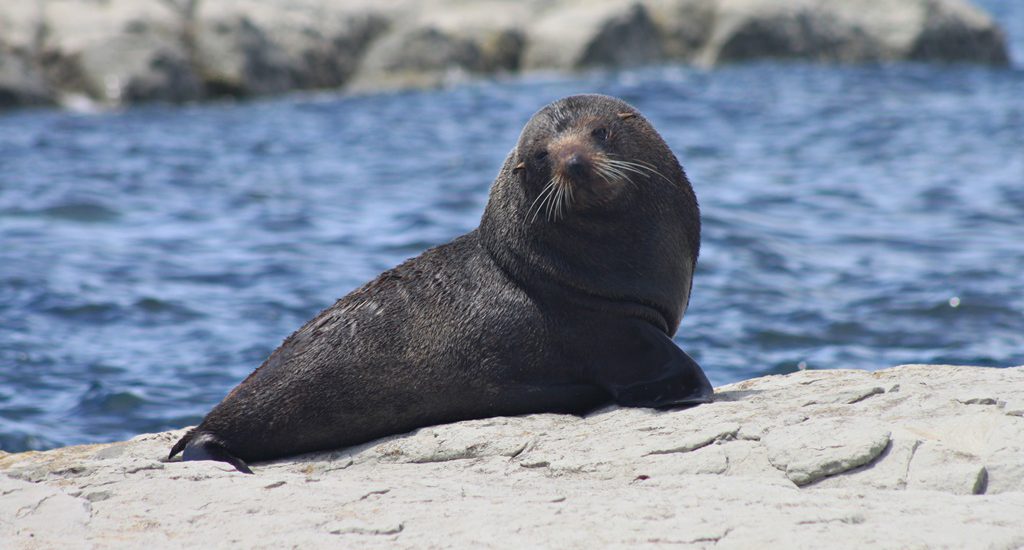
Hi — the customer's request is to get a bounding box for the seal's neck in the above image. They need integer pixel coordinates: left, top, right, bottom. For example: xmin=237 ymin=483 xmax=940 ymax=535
xmin=479 ymin=159 xmax=698 ymax=335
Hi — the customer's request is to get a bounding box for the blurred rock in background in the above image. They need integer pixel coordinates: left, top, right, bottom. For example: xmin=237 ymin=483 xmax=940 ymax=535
xmin=0 ymin=0 xmax=1011 ymax=109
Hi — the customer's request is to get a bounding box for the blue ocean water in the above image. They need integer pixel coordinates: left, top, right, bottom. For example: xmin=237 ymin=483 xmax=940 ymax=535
xmin=2 ymin=8 xmax=1023 ymax=452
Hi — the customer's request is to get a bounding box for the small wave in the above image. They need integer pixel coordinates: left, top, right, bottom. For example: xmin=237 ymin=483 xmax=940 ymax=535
xmin=0 ymin=430 xmax=58 ymax=453
xmin=133 ymin=297 xmax=203 ymax=322
xmin=42 ymin=301 xmax=123 ymax=323
xmin=75 ymin=382 xmax=147 ymax=415
xmin=161 ymin=271 xmax=253 ymax=287
xmin=42 ymin=202 xmax=120 ymax=222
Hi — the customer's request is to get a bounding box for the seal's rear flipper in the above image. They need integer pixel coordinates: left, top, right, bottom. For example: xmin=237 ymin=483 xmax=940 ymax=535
xmin=169 ymin=431 xmax=253 ymax=474
xmin=586 ymin=319 xmax=713 ymax=409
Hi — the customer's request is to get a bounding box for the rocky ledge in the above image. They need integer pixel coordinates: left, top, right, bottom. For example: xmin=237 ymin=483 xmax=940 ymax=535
xmin=0 ymin=0 xmax=1011 ymax=110
xmin=2 ymin=364 xmax=1023 ymax=548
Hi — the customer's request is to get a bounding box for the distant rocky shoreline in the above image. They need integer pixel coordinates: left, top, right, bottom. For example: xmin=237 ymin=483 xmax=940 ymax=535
xmin=0 ymin=0 xmax=1011 ymax=110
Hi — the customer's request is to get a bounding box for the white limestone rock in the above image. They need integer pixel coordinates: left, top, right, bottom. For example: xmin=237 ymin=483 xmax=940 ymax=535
xmin=39 ymin=0 xmax=202 ymax=105
xmin=0 ymin=4 xmax=53 ymax=107
xmin=906 ymin=441 xmax=987 ymax=494
xmin=764 ymin=417 xmax=891 ymax=486
xmin=522 ymin=2 xmax=665 ymax=70
xmin=192 ymin=0 xmax=389 ymax=98
xmin=1 ymin=364 xmax=1023 ymax=548
xmin=0 ymin=0 xmax=1012 ymax=109
xmin=695 ymin=0 xmax=1009 ymax=66
xmin=642 ymin=0 xmax=718 ymax=61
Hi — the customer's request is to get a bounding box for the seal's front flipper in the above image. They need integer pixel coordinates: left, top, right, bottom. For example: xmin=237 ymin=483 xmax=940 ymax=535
xmin=169 ymin=431 xmax=253 ymax=474
xmin=586 ymin=319 xmax=713 ymax=408
xmin=611 ymin=346 xmax=713 ymax=408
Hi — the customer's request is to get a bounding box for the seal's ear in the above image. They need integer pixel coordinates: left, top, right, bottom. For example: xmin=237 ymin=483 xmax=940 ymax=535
xmin=617 ymin=112 xmax=636 ymax=120
xmin=513 ymin=161 xmax=526 ymax=172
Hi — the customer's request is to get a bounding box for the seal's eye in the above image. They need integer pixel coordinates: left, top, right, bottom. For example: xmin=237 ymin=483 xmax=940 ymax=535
xmin=591 ymin=127 xmax=608 ymax=141
xmin=535 ymin=150 xmax=549 ymax=161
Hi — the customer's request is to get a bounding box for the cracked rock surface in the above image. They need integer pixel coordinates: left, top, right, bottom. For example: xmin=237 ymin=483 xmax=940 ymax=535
xmin=2 ymin=364 xmax=1023 ymax=548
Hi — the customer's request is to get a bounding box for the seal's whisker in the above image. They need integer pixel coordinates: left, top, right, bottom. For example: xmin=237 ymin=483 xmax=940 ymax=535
xmin=544 ymin=185 xmax=553 ymax=221
xmin=605 ymin=159 xmax=651 ymax=179
xmin=606 ymin=159 xmax=649 ymax=176
xmin=546 ymin=176 xmax=563 ymax=222
xmin=526 ymin=183 xmax=547 ymax=224
xmin=539 ymin=181 xmax=557 ymax=223
xmin=633 ymin=159 xmax=675 ymax=185
xmin=553 ymin=178 xmax=566 ymax=221
xmin=565 ymin=178 xmax=573 ymax=219
xmin=593 ymin=160 xmax=630 ymax=190
xmin=602 ymin=161 xmax=645 ymax=187
xmin=592 ymin=153 xmax=640 ymax=190
xmin=544 ymin=174 xmax=575 ymax=222
xmin=593 ymin=159 xmax=627 ymax=184
xmin=599 ymin=163 xmax=630 ymax=185
xmin=603 ymin=158 xmax=639 ymax=174
xmin=594 ymin=163 xmax=614 ymax=185
xmin=607 ymin=157 xmax=651 ymax=172
xmin=606 ymin=161 xmax=659 ymax=187
xmin=598 ymin=164 xmax=622 ymax=182
xmin=528 ymin=178 xmax=558 ymax=225
xmin=552 ymin=184 xmax=562 ymax=221
xmin=546 ymin=183 xmax=558 ymax=222
xmin=608 ymin=158 xmax=674 ymax=186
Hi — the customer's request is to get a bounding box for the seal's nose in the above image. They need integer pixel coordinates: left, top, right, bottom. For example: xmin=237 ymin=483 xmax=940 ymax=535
xmin=565 ymin=153 xmax=587 ymax=179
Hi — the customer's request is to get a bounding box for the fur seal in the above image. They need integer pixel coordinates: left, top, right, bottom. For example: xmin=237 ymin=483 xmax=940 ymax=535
xmin=169 ymin=94 xmax=712 ymax=473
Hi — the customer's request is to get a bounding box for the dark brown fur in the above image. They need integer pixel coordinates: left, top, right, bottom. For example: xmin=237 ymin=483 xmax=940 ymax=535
xmin=169 ymin=94 xmax=711 ymax=473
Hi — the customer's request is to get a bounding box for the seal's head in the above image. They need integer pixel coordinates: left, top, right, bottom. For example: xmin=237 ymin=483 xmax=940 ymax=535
xmin=481 ymin=94 xmax=701 ymax=335
xmin=509 ymin=94 xmax=692 ymax=224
